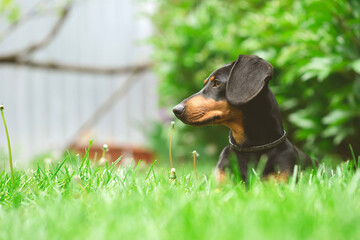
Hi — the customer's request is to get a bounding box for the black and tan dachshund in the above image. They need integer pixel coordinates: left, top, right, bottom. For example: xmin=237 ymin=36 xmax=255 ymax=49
xmin=173 ymin=54 xmax=313 ymax=183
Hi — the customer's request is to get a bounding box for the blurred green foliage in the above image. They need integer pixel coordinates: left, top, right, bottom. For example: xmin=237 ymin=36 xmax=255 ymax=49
xmin=147 ymin=0 xmax=360 ymax=162
xmin=0 ymin=0 xmax=20 ymax=23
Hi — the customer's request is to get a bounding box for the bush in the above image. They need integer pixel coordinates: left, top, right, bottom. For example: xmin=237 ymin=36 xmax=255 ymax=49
xmin=148 ymin=0 xmax=360 ymax=162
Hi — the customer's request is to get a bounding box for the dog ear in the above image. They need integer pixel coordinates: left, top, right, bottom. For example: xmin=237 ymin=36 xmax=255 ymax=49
xmin=226 ymin=55 xmax=273 ymax=106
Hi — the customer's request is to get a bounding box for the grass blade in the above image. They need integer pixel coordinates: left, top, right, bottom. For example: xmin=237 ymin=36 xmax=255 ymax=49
xmin=145 ymin=160 xmax=157 ymax=182
xmin=51 ymin=155 xmax=68 ymax=179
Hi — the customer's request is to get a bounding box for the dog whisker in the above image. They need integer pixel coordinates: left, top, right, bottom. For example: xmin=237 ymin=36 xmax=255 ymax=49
xmin=188 ymin=112 xmax=205 ymax=121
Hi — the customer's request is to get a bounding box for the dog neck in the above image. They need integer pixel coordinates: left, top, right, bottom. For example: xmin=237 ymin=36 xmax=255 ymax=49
xmin=230 ymin=86 xmax=285 ymax=147
xmin=225 ymin=119 xmax=246 ymax=144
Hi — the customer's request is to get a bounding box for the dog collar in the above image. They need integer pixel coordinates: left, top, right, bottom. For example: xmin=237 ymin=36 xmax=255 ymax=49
xmin=229 ymin=130 xmax=287 ymax=153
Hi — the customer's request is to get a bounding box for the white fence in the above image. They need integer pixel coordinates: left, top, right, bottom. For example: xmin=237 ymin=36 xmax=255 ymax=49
xmin=0 ymin=0 xmax=158 ymax=162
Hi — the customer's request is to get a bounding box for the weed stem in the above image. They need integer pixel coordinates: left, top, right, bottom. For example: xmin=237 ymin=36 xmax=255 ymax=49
xmin=102 ymin=144 xmax=109 ymax=159
xmin=192 ymin=150 xmax=199 ymax=182
xmin=169 ymin=121 xmax=175 ymax=169
xmin=0 ymin=105 xmax=14 ymax=183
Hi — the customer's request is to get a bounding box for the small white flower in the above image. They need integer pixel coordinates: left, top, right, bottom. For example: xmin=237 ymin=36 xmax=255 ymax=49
xmin=0 ymin=105 xmax=4 ymax=110
xmin=169 ymin=168 xmax=177 ymax=182
xmin=171 ymin=121 xmax=175 ymax=128
xmin=103 ymin=144 xmax=109 ymax=151
xmin=192 ymin=150 xmax=199 ymax=157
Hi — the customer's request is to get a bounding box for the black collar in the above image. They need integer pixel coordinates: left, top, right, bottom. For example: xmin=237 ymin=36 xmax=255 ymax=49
xmin=229 ymin=130 xmax=287 ymax=153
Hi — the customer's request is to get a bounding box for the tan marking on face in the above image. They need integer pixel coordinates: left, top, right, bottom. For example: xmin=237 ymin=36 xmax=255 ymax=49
xmin=203 ymin=78 xmax=209 ymax=85
xmin=184 ymin=95 xmax=246 ymax=144
xmin=263 ymin=171 xmax=290 ymax=183
xmin=209 ymin=76 xmax=215 ymax=82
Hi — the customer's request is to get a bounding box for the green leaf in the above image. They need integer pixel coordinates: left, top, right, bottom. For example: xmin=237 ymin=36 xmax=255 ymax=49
xmin=333 ymin=128 xmax=355 ymax=145
xmin=289 ymin=112 xmax=317 ymax=129
xmin=299 ymin=57 xmax=341 ymax=82
xmin=322 ymin=110 xmax=354 ymax=125
xmin=7 ymin=5 xmax=20 ymax=23
xmin=351 ymin=59 xmax=360 ymax=74
xmin=322 ymin=126 xmax=340 ymax=138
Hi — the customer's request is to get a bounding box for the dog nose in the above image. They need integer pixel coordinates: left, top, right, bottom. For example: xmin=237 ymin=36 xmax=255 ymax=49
xmin=173 ymin=104 xmax=185 ymax=117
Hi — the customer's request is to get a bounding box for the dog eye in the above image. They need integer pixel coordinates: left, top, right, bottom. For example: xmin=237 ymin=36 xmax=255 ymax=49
xmin=213 ymin=80 xmax=221 ymax=88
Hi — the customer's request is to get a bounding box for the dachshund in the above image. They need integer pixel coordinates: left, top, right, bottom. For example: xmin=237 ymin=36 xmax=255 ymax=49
xmin=172 ymin=55 xmax=313 ymax=183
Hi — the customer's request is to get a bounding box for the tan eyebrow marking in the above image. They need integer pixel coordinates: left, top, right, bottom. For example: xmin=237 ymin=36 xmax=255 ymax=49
xmin=203 ymin=76 xmax=215 ymax=86
xmin=203 ymin=78 xmax=209 ymax=85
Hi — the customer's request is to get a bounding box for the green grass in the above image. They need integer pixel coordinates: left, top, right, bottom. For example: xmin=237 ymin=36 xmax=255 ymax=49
xmin=1 ymin=148 xmax=360 ymax=240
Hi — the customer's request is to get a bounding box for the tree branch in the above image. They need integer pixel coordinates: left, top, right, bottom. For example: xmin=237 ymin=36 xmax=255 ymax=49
xmin=64 ymin=70 xmax=143 ymax=149
xmin=0 ymin=1 xmax=153 ymax=75
xmin=0 ymin=2 xmax=72 ymax=61
xmin=0 ymin=59 xmax=153 ymax=75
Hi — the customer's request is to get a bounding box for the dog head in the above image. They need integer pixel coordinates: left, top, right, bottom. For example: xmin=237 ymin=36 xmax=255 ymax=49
xmin=173 ymin=55 xmax=273 ymax=127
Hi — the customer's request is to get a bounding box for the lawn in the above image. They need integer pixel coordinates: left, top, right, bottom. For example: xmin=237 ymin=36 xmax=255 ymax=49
xmin=1 ymin=146 xmax=360 ymax=240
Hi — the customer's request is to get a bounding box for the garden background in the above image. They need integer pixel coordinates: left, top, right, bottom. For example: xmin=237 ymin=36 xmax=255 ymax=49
xmin=148 ymin=0 xmax=360 ymax=165
xmin=1 ymin=1 xmax=360 ymax=239
xmin=1 ymin=0 xmax=359 ymax=166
